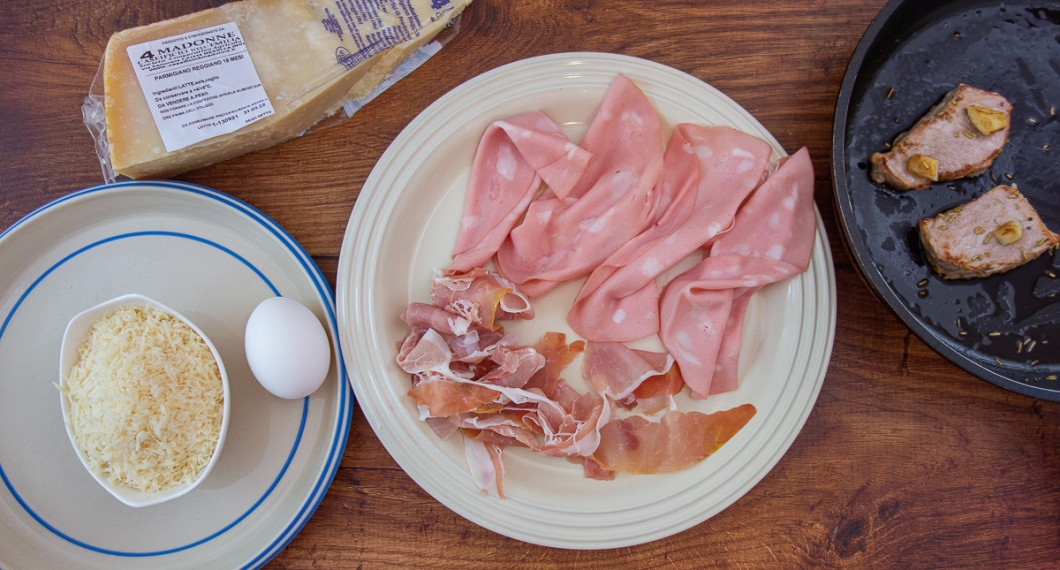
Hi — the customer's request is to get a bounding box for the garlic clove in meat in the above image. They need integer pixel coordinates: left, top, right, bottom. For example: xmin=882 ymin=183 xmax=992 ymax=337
xmin=907 ymin=154 xmax=939 ymax=181
xmin=993 ymin=220 xmax=1022 ymax=245
xmin=967 ymin=105 xmax=1009 ymax=136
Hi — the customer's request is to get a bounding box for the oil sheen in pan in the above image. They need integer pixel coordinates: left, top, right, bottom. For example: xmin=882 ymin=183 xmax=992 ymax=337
xmin=837 ymin=1 xmax=1060 ymax=395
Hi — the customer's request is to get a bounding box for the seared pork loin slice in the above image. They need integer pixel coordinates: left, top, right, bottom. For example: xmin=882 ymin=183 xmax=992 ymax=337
xmin=871 ymin=84 xmax=1012 ymax=191
xmin=919 ymin=185 xmax=1059 ymax=279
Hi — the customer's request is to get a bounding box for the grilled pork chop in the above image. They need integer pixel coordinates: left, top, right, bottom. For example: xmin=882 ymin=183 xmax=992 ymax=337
xmin=919 ymin=185 xmax=1059 ymax=279
xmin=871 ymin=84 xmax=1012 ymax=191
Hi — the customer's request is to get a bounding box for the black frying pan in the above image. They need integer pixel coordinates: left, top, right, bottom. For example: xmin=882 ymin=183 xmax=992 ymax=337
xmin=833 ymin=0 xmax=1060 ymax=399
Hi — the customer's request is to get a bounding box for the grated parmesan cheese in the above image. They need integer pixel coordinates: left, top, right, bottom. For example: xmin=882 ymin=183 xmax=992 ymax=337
xmin=60 ymin=305 xmax=224 ymax=494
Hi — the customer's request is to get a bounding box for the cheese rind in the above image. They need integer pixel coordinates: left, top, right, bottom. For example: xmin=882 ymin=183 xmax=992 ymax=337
xmin=103 ymin=0 xmax=470 ymax=179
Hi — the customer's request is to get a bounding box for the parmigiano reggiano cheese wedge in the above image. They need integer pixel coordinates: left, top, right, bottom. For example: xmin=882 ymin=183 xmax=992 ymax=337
xmin=103 ymin=0 xmax=470 ymax=179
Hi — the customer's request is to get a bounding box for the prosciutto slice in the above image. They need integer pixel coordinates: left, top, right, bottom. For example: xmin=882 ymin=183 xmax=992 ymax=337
xmin=400 ymin=302 xmax=472 ymax=337
xmin=430 ymin=268 xmax=533 ymax=330
xmin=659 ymin=148 xmax=816 ymax=398
xmin=408 ymin=375 xmax=506 ymax=417
xmin=496 ymin=74 xmax=666 ymax=297
xmin=464 ymin=438 xmax=505 ymax=498
xmin=582 ymin=341 xmax=675 ymax=405
xmin=531 ymin=392 xmax=612 ymax=458
xmin=628 ymin=365 xmax=684 ymax=415
xmin=590 ymin=404 xmax=756 ymax=474
xmin=567 ymin=125 xmax=772 ymax=341
xmin=450 ymin=112 xmax=593 ymax=272
xmin=396 ymin=269 xmax=623 ymax=496
xmin=524 ymin=331 xmax=585 ymax=397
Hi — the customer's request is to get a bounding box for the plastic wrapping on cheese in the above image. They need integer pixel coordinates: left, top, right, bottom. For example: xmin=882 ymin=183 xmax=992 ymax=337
xmin=82 ymin=0 xmax=470 ymax=180
xmin=60 ymin=306 xmax=224 ymax=494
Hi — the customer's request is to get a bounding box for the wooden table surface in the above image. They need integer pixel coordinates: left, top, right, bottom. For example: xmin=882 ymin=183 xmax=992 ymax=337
xmin=3 ymin=0 xmax=1059 ymax=567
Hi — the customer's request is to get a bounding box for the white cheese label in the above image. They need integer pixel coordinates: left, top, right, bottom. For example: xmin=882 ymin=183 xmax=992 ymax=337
xmin=126 ymin=22 xmax=275 ymax=152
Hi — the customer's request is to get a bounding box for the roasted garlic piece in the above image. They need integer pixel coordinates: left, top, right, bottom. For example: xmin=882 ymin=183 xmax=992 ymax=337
xmin=907 ymin=154 xmax=939 ymax=181
xmin=993 ymin=220 xmax=1022 ymax=245
xmin=967 ymin=105 xmax=1009 ymax=136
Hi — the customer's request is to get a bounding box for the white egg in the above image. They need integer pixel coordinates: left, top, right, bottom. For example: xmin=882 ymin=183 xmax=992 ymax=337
xmin=244 ymin=296 xmax=331 ymax=399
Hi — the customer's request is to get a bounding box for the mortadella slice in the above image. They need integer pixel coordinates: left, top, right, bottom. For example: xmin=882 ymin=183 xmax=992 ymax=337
xmin=450 ymin=111 xmax=593 ymax=272
xmin=496 ymin=74 xmax=666 ymax=297
xmin=659 ymin=148 xmax=816 ymax=398
xmin=567 ymin=125 xmax=772 ymax=341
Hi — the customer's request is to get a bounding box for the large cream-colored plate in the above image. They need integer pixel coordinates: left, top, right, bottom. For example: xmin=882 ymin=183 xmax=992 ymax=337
xmin=0 ymin=181 xmax=350 ymax=568
xmin=337 ymin=52 xmax=836 ymax=549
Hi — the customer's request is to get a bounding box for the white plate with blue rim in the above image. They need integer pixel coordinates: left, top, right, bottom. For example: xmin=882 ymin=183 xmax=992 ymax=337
xmin=0 ymin=180 xmax=350 ymax=569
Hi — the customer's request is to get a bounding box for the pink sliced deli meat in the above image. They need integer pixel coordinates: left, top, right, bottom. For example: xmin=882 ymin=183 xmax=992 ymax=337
xmin=450 ymin=111 xmax=593 ymax=272
xmin=496 ymin=74 xmax=666 ymax=297
xmin=582 ymin=341 xmax=675 ymax=403
xmin=590 ymin=404 xmax=756 ymax=474
xmin=567 ymin=124 xmax=772 ymax=342
xmin=401 ymin=76 xmax=822 ymax=493
xmin=429 ymin=267 xmax=534 ymax=329
xmin=659 ymin=148 xmax=816 ymax=398
xmin=397 ymin=269 xmax=618 ymax=496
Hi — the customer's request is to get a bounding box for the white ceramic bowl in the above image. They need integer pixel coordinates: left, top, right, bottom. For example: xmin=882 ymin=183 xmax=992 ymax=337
xmin=58 ymin=293 xmax=230 ymax=508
